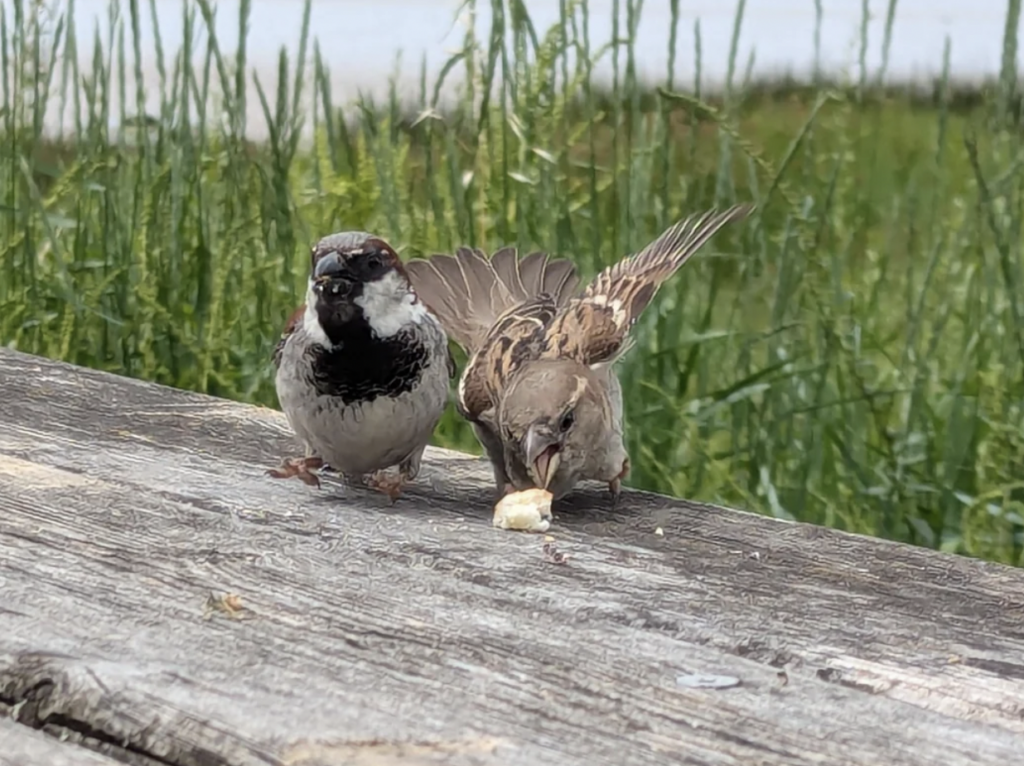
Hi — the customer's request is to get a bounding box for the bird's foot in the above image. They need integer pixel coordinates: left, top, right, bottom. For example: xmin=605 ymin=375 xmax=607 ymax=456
xmin=267 ymin=456 xmax=325 ymax=488
xmin=364 ymin=469 xmax=408 ymax=505
xmin=608 ymin=457 xmax=631 ymax=506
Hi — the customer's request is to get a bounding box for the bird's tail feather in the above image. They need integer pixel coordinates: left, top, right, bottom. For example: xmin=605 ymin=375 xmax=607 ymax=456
xmin=405 ymin=246 xmax=580 ymax=353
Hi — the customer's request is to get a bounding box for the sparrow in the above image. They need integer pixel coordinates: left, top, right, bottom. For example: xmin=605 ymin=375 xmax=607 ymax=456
xmin=268 ymin=231 xmax=455 ymax=502
xmin=403 ymin=204 xmax=753 ymax=502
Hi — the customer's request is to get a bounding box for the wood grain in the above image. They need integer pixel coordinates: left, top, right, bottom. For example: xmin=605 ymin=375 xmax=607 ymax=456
xmin=0 ymin=717 xmax=129 ymax=766
xmin=1 ymin=347 xmax=1022 ymax=766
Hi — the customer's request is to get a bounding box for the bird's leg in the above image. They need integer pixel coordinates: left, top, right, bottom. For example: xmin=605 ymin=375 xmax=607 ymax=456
xmin=471 ymin=422 xmax=513 ymax=499
xmin=399 ymin=445 xmax=425 ymax=483
xmin=267 ymin=455 xmax=325 ymax=487
xmin=608 ymin=456 xmax=631 ymax=506
xmin=362 ymin=447 xmax=425 ymax=504
xmin=490 ymin=461 xmax=516 ymax=498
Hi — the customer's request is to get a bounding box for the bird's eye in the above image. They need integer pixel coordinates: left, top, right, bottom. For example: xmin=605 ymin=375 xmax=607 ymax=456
xmin=365 ymin=254 xmax=383 ymax=271
xmin=559 ymin=410 xmax=576 ymax=432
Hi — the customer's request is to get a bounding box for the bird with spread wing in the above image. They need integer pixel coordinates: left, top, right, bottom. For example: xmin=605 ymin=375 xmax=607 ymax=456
xmin=404 ymin=204 xmax=754 ymax=502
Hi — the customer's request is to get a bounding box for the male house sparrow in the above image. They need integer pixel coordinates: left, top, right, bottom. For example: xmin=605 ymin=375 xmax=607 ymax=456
xmin=404 ymin=205 xmax=753 ymax=502
xmin=268 ymin=231 xmax=454 ymax=502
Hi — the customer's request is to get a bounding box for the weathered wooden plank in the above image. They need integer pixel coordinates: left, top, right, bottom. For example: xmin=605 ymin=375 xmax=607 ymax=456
xmin=0 ymin=347 xmax=1022 ymax=766
xmin=0 ymin=717 xmax=125 ymax=766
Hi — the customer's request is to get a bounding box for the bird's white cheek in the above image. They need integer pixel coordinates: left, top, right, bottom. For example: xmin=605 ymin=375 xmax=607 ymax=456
xmin=355 ymin=271 xmax=428 ymax=338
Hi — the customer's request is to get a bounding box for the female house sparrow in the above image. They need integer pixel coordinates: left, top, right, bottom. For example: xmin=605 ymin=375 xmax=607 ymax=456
xmin=268 ymin=231 xmax=454 ymax=502
xmin=404 ymin=205 xmax=753 ymax=502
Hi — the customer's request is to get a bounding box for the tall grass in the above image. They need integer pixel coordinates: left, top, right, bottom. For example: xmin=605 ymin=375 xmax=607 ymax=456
xmin=2 ymin=0 xmax=1023 ymax=566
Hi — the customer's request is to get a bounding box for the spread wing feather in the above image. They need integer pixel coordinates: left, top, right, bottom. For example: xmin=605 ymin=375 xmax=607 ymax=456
xmin=544 ymin=204 xmax=754 ymax=367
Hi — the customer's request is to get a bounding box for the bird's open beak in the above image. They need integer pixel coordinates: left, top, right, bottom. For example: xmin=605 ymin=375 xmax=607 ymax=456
xmin=524 ymin=424 xmax=562 ymax=489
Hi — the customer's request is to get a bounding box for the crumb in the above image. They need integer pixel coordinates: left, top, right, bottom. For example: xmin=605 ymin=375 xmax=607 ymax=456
xmin=493 ymin=488 xmax=553 ymax=532
xmin=203 ymin=591 xmax=249 ymax=621
xmin=542 ymin=542 xmax=569 ymax=565
xmin=654 ymin=527 xmax=664 ymax=536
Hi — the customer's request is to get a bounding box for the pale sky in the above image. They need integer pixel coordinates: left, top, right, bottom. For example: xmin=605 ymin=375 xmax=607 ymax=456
xmin=16 ymin=0 xmax=1023 ymax=137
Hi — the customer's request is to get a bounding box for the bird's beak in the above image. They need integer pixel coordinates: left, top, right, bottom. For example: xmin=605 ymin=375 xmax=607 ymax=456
xmin=312 ymin=273 xmax=355 ymax=299
xmin=524 ymin=424 xmax=561 ymax=489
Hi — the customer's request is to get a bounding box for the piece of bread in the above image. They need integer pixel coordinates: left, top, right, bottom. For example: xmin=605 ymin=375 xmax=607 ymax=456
xmin=492 ymin=488 xmax=554 ymax=532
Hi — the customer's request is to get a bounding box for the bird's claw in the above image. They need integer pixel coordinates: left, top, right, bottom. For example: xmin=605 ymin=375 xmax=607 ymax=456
xmin=267 ymin=456 xmax=324 ymax=488
xmin=608 ymin=457 xmax=631 ymax=506
xmin=364 ymin=469 xmax=407 ymax=504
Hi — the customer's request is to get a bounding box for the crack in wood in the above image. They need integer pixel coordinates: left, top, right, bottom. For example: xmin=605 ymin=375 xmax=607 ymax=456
xmin=2 ymin=687 xmax=180 ymax=766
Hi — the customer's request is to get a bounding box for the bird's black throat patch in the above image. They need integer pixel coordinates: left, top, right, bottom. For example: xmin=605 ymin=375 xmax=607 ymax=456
xmin=312 ymin=279 xmax=365 ymax=339
xmin=306 ymin=310 xmax=431 ymax=404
